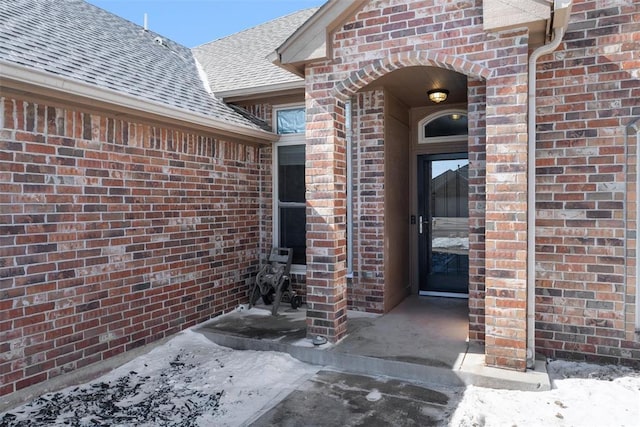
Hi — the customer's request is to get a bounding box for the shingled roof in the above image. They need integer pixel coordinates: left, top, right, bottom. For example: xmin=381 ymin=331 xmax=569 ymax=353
xmin=0 ymin=0 xmax=266 ymax=131
xmin=193 ymin=8 xmax=318 ymax=96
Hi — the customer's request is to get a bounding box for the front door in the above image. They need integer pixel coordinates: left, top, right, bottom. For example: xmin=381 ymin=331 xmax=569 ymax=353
xmin=417 ymin=154 xmax=469 ymax=296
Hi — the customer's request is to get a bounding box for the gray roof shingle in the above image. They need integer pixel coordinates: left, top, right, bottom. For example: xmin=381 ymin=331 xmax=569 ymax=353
xmin=193 ymin=8 xmax=317 ymax=95
xmin=0 ymin=0 xmax=265 ymax=131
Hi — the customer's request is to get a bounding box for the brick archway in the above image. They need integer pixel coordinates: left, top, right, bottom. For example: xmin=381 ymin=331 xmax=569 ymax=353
xmin=331 ymin=51 xmax=491 ymax=101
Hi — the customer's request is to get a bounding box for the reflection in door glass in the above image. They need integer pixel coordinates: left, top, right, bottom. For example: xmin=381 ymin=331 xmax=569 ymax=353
xmin=429 ymin=159 xmax=469 ymax=293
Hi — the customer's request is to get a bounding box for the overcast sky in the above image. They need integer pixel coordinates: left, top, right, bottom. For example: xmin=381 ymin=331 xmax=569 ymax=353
xmin=87 ymin=0 xmax=326 ymax=47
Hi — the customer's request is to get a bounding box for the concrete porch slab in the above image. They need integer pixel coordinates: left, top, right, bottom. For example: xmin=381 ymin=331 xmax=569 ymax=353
xmin=195 ymin=297 xmax=550 ymax=391
xmin=247 ymin=369 xmax=460 ymax=426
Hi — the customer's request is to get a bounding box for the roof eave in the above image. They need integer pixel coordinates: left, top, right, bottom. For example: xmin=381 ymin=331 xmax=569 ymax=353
xmin=216 ymin=80 xmax=305 ymax=102
xmin=274 ymin=0 xmax=368 ymax=69
xmin=1 ymin=61 xmax=279 ymax=144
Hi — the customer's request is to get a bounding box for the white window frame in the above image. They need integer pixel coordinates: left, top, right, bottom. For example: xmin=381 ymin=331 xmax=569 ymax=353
xmin=637 ymin=122 xmax=640 ymax=332
xmin=346 ymin=100 xmax=353 ymax=276
xmin=418 ymin=109 xmax=468 ymax=144
xmin=629 ymin=117 xmax=640 ymax=331
xmin=273 ymin=104 xmax=306 ymax=274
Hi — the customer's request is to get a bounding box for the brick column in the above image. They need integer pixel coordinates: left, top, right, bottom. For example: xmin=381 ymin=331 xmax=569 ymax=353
xmin=305 ymin=79 xmax=348 ymax=343
xmin=468 ymin=78 xmax=487 ymax=344
xmin=349 ymin=90 xmax=386 ymax=313
xmin=483 ymin=29 xmax=530 ymax=370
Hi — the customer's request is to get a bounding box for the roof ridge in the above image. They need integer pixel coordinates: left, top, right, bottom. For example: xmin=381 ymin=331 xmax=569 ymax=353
xmin=84 ymin=0 xmax=187 ymax=51
xmin=192 ymin=7 xmax=319 ymax=49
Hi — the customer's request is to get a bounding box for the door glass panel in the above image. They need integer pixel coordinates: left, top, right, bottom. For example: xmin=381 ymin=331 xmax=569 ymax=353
xmin=420 ymin=157 xmax=469 ymax=294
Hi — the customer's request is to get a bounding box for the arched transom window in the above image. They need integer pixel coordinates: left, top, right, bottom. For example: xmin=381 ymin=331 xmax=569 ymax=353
xmin=419 ymin=110 xmax=468 ymax=144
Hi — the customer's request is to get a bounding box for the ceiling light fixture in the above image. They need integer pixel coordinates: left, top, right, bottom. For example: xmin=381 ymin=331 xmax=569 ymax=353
xmin=428 ymin=89 xmax=449 ymax=104
xmin=451 ymin=113 xmax=461 ymax=120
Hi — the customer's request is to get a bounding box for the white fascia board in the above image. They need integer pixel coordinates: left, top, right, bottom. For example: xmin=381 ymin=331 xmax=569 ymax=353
xmin=0 ymin=60 xmax=279 ymax=143
xmin=552 ymin=0 xmax=573 ymax=29
xmin=216 ymin=80 xmax=305 ymax=101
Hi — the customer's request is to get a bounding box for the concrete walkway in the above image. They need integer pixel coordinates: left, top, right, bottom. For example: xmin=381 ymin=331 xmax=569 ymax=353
xmin=195 ymin=296 xmax=550 ymax=392
xmin=247 ymin=369 xmax=461 ymax=426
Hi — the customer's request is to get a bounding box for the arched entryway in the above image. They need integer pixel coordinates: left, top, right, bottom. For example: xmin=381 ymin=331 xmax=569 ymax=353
xmin=295 ymin=2 xmax=533 ymax=371
xmin=308 ymin=56 xmax=490 ymax=347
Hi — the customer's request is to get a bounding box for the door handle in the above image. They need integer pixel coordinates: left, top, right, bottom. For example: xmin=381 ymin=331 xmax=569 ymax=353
xmin=419 ymin=216 xmax=429 ymax=234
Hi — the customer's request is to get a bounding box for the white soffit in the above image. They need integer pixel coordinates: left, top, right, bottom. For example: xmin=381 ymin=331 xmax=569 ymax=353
xmin=483 ymin=0 xmax=551 ymax=32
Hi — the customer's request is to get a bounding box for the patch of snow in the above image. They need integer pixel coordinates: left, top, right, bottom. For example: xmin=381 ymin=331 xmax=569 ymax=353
xmin=347 ymin=309 xmax=381 ymax=319
xmin=449 ymin=360 xmax=640 ymax=427
xmin=240 ymin=307 xmax=272 ymax=317
xmin=365 ymin=389 xmax=382 ymax=402
xmin=3 ymin=333 xmax=639 ymax=427
xmin=1 ymin=329 xmax=319 ymax=427
xmin=432 ymin=237 xmax=469 ymax=250
xmin=290 ymin=338 xmax=333 ymax=349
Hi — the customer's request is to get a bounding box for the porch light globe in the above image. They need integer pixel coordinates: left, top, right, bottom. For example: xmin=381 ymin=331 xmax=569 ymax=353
xmin=428 ymin=89 xmax=449 ymax=104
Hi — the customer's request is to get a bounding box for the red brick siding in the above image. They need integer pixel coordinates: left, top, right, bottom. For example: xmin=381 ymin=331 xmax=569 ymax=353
xmin=304 ymin=64 xmax=350 ymax=341
xmin=483 ymin=28 xmax=530 ymax=371
xmin=0 ymin=96 xmax=263 ymax=396
xmin=235 ymin=102 xmax=274 ymax=263
xmin=534 ymin=0 xmax=640 ymax=367
xmin=348 ymin=90 xmax=386 ymax=313
xmin=258 ymin=144 xmax=273 ymax=263
xmin=468 ymin=77 xmax=487 ymax=343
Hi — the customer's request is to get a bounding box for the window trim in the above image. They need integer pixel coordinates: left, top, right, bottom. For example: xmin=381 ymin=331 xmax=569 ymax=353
xmin=637 ymin=121 xmax=640 ymax=332
xmin=273 ymin=104 xmax=306 ymax=274
xmin=628 ymin=117 xmax=640 ymax=331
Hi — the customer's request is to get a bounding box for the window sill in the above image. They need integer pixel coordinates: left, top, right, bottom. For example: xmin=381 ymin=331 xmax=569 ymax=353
xmin=290 ymin=265 xmax=306 ymax=275
xmin=289 ymin=266 xmax=354 ymax=279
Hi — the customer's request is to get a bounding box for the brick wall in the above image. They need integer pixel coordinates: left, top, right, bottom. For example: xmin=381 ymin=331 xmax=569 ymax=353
xmin=0 ymin=96 xmax=263 ymax=396
xmin=483 ymin=27 xmax=530 ymax=370
xmin=237 ymin=101 xmax=274 ymax=263
xmin=534 ymin=0 xmax=640 ymax=366
xmin=348 ymin=90 xmax=386 ymax=313
xmin=303 ymin=73 xmax=350 ymax=341
xmin=468 ymin=78 xmax=487 ymax=343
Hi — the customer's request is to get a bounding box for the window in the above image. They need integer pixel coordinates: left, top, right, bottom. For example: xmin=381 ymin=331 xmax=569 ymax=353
xmin=419 ymin=110 xmax=468 ymax=144
xmin=274 ymin=106 xmax=306 ymax=267
xmin=276 ymin=108 xmax=305 ymax=134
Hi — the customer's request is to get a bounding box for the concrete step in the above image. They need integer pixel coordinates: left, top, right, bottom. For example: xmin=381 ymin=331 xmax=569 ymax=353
xmin=195 ymin=328 xmax=550 ymax=391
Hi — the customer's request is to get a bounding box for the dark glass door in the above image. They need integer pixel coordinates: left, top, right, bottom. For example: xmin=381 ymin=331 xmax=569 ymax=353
xmin=418 ymin=154 xmax=469 ymax=295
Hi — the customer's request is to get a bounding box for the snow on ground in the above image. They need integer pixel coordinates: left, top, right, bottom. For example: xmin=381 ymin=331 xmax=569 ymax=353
xmin=450 ymin=360 xmax=640 ymax=427
xmin=0 ymin=329 xmax=319 ymax=427
xmin=1 ymin=329 xmax=639 ymax=426
xmin=432 ymin=237 xmax=469 ymax=251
